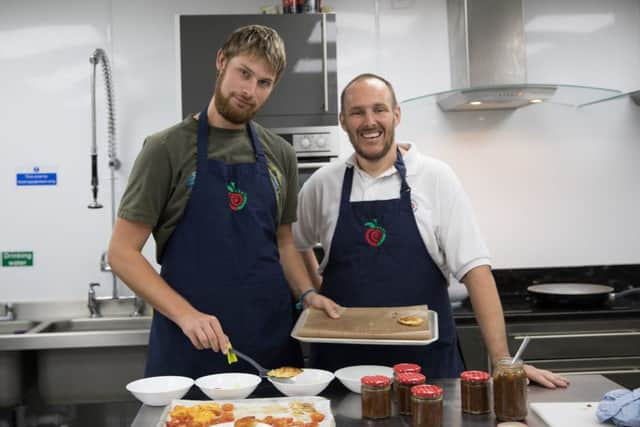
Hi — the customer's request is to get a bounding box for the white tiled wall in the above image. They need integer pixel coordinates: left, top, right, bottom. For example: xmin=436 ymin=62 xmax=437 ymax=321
xmin=1 ymin=0 xmax=639 ymax=301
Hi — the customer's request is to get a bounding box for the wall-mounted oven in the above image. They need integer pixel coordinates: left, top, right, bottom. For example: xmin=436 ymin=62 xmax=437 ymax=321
xmin=271 ymin=125 xmax=340 ymax=189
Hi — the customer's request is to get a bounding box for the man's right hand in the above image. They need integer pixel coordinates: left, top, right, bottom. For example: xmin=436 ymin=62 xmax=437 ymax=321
xmin=306 ymin=292 xmax=341 ymax=319
xmin=176 ymin=310 xmax=230 ymax=353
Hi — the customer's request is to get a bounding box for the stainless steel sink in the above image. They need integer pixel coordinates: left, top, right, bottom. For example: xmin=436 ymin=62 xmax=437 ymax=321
xmin=32 ymin=316 xmax=152 ymax=404
xmin=0 ymin=302 xmax=153 ymax=405
xmin=0 ymin=320 xmax=38 ymax=335
xmin=36 ymin=316 xmax=151 ymax=333
xmin=0 ymin=320 xmax=39 ymax=406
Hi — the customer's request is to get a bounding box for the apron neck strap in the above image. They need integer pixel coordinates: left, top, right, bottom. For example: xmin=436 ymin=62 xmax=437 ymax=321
xmin=394 ymin=148 xmax=411 ymax=199
xmin=196 ymin=106 xmax=210 ymax=171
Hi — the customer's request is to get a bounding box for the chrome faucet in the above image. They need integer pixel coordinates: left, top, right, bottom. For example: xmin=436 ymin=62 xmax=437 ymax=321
xmin=86 ymin=48 xmax=144 ymax=318
xmin=0 ymin=303 xmax=16 ymax=321
xmin=87 ymin=282 xmax=145 ymax=318
xmin=88 ymin=283 xmax=101 ymax=318
xmin=100 ymin=251 xmax=112 ymax=272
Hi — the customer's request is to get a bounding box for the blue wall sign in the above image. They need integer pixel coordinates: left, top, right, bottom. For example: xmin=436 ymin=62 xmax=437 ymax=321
xmin=16 ymin=167 xmax=57 ymax=186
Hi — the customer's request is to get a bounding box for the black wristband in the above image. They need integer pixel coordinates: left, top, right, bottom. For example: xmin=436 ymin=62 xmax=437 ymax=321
xmin=295 ymin=288 xmax=317 ymax=311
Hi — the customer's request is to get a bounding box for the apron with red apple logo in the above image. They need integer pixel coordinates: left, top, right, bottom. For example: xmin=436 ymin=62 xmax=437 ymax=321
xmin=145 ymin=107 xmax=302 ymax=380
xmin=311 ymin=150 xmax=464 ymax=377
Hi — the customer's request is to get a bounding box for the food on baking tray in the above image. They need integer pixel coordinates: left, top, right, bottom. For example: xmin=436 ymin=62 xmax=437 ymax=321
xmin=234 ymin=417 xmax=259 ymax=427
xmin=267 ymin=366 xmax=303 ymax=379
xmin=397 ymin=315 xmax=425 ymax=326
xmin=165 ymin=400 xmax=326 ymax=427
xmin=166 ymin=402 xmax=234 ymax=426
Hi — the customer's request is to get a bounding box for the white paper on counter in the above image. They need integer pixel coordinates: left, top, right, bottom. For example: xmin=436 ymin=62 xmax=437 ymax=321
xmin=530 ymin=401 xmax=602 ymax=427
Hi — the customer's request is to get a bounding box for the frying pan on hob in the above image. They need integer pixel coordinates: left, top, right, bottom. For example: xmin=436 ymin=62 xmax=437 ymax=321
xmin=526 ymin=283 xmax=640 ymax=308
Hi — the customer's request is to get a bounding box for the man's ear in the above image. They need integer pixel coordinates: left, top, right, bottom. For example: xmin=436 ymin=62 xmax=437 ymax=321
xmin=393 ymin=104 xmax=401 ymax=127
xmin=339 ymin=112 xmax=346 ymax=131
xmin=215 ymin=49 xmax=226 ymax=73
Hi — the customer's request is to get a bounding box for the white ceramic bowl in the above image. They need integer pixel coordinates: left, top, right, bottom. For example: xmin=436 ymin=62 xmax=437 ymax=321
xmin=126 ymin=376 xmax=194 ymax=406
xmin=334 ymin=365 xmax=393 ymax=394
xmin=268 ymin=368 xmax=334 ymax=397
xmin=195 ymin=373 xmax=261 ymax=400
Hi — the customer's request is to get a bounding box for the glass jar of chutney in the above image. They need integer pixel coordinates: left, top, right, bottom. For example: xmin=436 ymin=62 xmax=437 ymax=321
xmin=393 ymin=363 xmax=421 ymax=402
xmin=493 ymin=358 xmax=528 ymax=421
xmin=411 ymin=384 xmax=443 ymax=427
xmin=361 ymin=375 xmax=391 ymax=419
xmin=397 ymin=372 xmax=426 ymax=415
xmin=460 ymin=370 xmax=490 ymax=414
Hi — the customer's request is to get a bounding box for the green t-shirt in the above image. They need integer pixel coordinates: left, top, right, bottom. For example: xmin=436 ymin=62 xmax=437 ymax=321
xmin=118 ymin=116 xmax=299 ymax=263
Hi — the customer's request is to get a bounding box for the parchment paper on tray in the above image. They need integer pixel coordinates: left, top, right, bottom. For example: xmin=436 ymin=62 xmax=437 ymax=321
xmin=295 ymin=305 xmax=432 ymax=341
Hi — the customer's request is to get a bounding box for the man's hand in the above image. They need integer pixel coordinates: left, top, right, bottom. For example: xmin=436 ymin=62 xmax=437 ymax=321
xmin=524 ymin=364 xmax=570 ymax=388
xmin=175 ymin=309 xmax=229 ymax=353
xmin=305 ymin=292 xmax=341 ymax=319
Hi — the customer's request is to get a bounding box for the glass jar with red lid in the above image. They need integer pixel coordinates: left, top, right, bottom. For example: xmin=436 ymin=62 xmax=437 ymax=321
xmin=397 ymin=372 xmax=426 ymax=415
xmin=411 ymin=384 xmax=443 ymax=427
xmin=361 ymin=375 xmax=391 ymax=419
xmin=493 ymin=358 xmax=528 ymax=421
xmin=393 ymin=363 xmax=421 ymax=401
xmin=460 ymin=370 xmax=490 ymax=414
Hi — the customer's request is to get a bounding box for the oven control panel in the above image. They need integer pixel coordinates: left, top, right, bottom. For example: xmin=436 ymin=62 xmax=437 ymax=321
xmin=271 ymin=126 xmax=340 ymax=158
xmin=293 ymin=133 xmax=331 ymax=153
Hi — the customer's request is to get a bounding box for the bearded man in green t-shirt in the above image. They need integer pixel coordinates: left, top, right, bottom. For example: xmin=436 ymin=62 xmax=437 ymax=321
xmin=108 ymin=25 xmax=338 ymax=382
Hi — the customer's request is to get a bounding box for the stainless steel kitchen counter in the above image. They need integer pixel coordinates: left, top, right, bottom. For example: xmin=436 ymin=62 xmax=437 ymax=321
xmin=131 ymin=374 xmax=621 ymax=426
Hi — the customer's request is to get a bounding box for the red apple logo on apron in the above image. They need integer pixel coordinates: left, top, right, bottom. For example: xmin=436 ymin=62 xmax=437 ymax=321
xmin=226 ymin=181 xmax=247 ymax=211
xmin=364 ymin=219 xmax=387 ymax=247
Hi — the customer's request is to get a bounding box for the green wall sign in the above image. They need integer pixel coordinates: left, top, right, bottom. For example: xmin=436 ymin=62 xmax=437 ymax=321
xmin=2 ymin=251 xmax=33 ymax=267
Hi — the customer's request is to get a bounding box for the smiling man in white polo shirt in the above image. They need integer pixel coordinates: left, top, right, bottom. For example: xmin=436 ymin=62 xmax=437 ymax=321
xmin=293 ymin=73 xmax=568 ymax=388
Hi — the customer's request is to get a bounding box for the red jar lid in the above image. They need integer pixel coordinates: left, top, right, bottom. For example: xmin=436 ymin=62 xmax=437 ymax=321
xmin=460 ymin=370 xmax=490 ymax=383
xmin=361 ymin=375 xmax=391 ymax=387
xmin=393 ymin=363 xmax=421 ymax=374
xmin=397 ymin=372 xmax=426 ymax=385
xmin=411 ymin=384 xmax=443 ymax=398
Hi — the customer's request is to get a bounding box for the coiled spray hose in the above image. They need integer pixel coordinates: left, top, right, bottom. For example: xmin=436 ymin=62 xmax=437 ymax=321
xmin=88 ymin=48 xmax=120 ymax=213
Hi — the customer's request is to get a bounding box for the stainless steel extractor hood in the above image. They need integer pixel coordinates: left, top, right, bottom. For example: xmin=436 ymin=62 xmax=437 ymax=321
xmin=431 ymin=0 xmax=617 ymax=111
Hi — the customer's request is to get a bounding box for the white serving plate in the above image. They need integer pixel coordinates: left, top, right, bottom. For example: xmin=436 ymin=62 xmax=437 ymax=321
xmin=291 ymin=309 xmax=438 ymax=346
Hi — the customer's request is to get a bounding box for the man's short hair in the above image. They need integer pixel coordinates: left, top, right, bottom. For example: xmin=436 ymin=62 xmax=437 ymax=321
xmin=220 ymin=25 xmax=287 ymax=82
xmin=340 ymin=73 xmax=398 ymax=111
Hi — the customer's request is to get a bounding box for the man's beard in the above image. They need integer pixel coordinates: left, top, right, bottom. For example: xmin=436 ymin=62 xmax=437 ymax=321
xmin=213 ymin=70 xmax=258 ymax=125
xmin=349 ymin=125 xmax=395 ymax=161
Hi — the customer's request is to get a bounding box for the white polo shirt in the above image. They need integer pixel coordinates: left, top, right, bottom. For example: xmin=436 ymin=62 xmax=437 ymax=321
xmin=293 ymin=143 xmax=491 ymax=282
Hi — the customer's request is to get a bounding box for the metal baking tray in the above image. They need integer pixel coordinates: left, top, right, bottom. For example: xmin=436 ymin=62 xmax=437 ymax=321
xmin=291 ymin=309 xmax=438 ymax=346
xmin=158 ymin=396 xmax=335 ymax=427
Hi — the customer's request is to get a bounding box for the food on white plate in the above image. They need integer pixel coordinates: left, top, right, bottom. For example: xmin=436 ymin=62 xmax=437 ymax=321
xmin=267 ymin=366 xmax=303 ymax=379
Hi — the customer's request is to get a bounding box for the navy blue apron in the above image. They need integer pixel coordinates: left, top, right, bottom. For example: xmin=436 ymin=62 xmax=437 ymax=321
xmin=145 ymin=108 xmax=302 ymax=384
xmin=311 ymin=150 xmax=464 ymax=378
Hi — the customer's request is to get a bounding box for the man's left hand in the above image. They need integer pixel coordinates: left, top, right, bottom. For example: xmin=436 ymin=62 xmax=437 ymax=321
xmin=524 ymin=364 xmax=570 ymax=388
